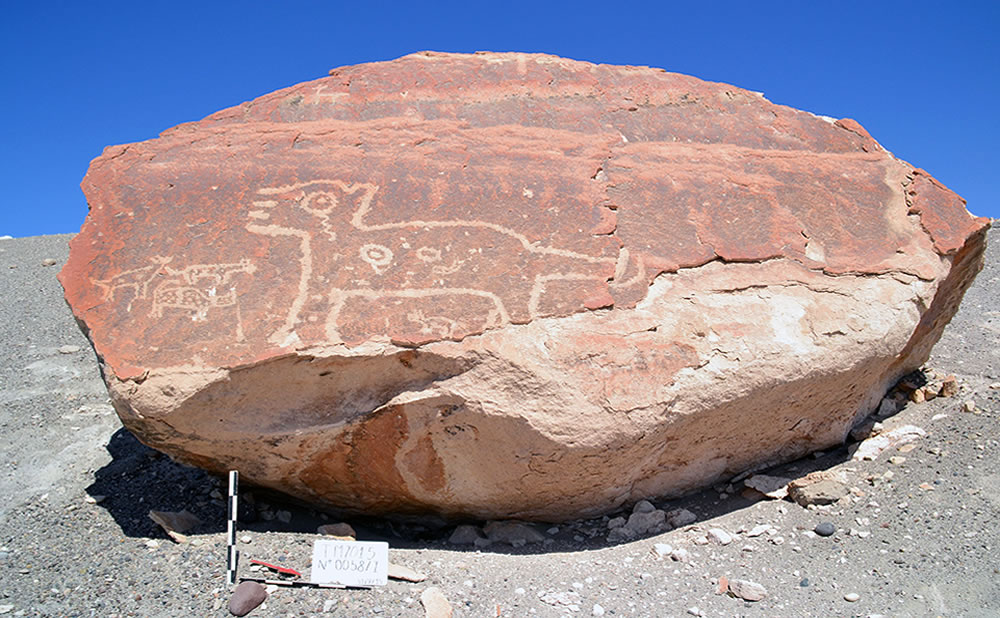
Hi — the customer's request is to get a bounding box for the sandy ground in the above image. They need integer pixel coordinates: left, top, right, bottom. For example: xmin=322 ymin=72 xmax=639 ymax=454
xmin=0 ymin=228 xmax=997 ymax=617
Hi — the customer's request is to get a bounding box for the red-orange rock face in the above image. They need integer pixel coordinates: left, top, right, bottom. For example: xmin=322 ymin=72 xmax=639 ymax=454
xmin=60 ymin=52 xmax=989 ymax=521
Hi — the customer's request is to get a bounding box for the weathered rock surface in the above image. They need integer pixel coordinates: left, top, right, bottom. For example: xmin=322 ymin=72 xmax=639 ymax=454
xmin=60 ymin=51 xmax=989 ymax=522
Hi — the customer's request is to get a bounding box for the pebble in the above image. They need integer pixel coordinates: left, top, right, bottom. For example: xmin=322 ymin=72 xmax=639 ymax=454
xmin=789 ymin=479 xmax=848 ymax=506
xmin=592 ymin=603 xmax=606 ymax=616
xmin=633 ymin=499 xmax=656 ymax=514
xmin=240 ymin=535 xmax=252 ymax=543
xmin=746 ymin=524 xmax=772 ymax=537
xmin=687 ymin=607 xmax=702 ymax=617
xmin=41 ymin=258 xmax=57 ymax=267
xmin=483 ymin=521 xmax=546 ymax=546
xmin=387 ymin=563 xmax=427 ymax=583
xmin=317 ymin=522 xmax=356 ymax=538
xmin=707 ymin=528 xmax=733 ymax=545
xmin=58 ymin=345 xmax=80 ymax=354
xmin=276 ymin=510 xmax=292 ymax=523
xmin=666 ymin=508 xmax=697 ymax=527
xmin=228 ymin=581 xmax=267 ymax=617
xmin=0 ymin=605 xmax=12 ymax=615
xmin=322 ymin=599 xmax=336 ymax=613
xmin=670 ymin=547 xmax=690 ymax=562
xmin=420 ymin=587 xmax=453 ymax=618
xmin=448 ymin=524 xmax=484 ymax=545
xmin=962 ymin=400 xmax=977 ymax=413
xmin=728 ymin=579 xmax=767 ymax=601
xmin=653 ymin=543 xmax=673 ymax=557
xmin=844 ymin=592 xmax=861 ymax=602
xmin=814 ymin=522 xmax=836 ymax=537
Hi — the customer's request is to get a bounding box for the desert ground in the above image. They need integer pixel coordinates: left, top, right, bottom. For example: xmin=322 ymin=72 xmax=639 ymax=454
xmin=0 ymin=227 xmax=997 ymax=617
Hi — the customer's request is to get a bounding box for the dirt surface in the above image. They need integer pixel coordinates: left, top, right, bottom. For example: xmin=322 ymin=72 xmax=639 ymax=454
xmin=0 ymin=228 xmax=997 ymax=617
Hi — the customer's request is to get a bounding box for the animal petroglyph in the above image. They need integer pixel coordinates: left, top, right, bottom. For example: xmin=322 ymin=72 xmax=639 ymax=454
xmin=97 ymin=258 xmax=255 ymax=339
xmin=247 ymin=179 xmax=648 ymax=346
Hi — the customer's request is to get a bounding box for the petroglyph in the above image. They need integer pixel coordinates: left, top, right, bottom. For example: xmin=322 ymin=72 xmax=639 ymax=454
xmin=99 ymin=258 xmax=254 ymax=338
xmin=247 ymin=179 xmax=649 ymax=346
xmin=94 ymin=256 xmax=173 ymax=310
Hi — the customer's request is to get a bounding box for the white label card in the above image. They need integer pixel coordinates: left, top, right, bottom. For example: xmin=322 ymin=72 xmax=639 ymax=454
xmin=310 ymin=539 xmax=389 ymax=587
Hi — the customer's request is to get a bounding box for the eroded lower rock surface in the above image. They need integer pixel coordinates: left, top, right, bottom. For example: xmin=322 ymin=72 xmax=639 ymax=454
xmin=60 ymin=52 xmax=989 ymax=521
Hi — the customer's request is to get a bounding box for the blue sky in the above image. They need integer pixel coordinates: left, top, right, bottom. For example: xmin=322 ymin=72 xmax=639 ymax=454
xmin=1 ymin=1 xmax=996 ymax=238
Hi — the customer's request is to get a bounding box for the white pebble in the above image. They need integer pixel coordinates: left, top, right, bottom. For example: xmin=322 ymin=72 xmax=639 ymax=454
xmin=592 ymin=604 xmax=606 ymax=616
xmin=844 ymin=592 xmax=860 ymax=602
xmin=708 ymin=528 xmax=733 ymax=545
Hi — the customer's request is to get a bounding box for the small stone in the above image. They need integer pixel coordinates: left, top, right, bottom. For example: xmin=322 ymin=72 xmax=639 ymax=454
xmin=844 ymin=592 xmax=861 ymax=602
xmin=546 ymin=526 xmax=560 ymax=535
xmin=149 ymin=509 xmax=202 ymax=543
xmin=989 ymin=382 xmax=1000 ymax=390
xmin=322 ymin=599 xmax=336 ymax=613
xmin=743 ymin=474 xmax=791 ymax=499
xmin=707 ymin=528 xmax=733 ymax=545
xmin=962 ymin=400 xmax=976 ymax=413
xmin=746 ymin=524 xmax=772 ymax=537
xmin=910 ymin=388 xmax=926 ymax=403
xmin=276 ymin=510 xmax=292 ymax=523
xmin=632 ymin=499 xmax=655 ymax=514
xmin=607 ymin=516 xmax=626 ymax=529
xmin=144 ymin=539 xmax=159 ymax=549
xmin=940 ymin=376 xmax=959 ymax=397
xmin=388 ymin=563 xmax=427 ymax=582
xmin=240 ymin=535 xmax=252 ymax=543
xmin=592 ymin=603 xmax=606 ymax=616
xmin=789 ymin=479 xmax=848 ymax=506
xmin=666 ymin=508 xmax=697 ymax=528
xmin=653 ymin=543 xmax=673 ymax=557
xmin=716 ymin=576 xmax=729 ymax=595
xmin=799 ymin=578 xmax=810 ymax=587
xmin=923 ymin=384 xmax=940 ymax=401
xmin=229 ymin=581 xmax=267 ymax=617
xmin=41 ymin=258 xmax=57 ymax=267
xmin=814 ymin=522 xmax=836 ymax=537
xmin=448 ymin=524 xmax=484 ymax=545
xmin=728 ymin=579 xmax=767 ymax=601
xmin=888 ymin=456 xmax=906 ymax=465
xmin=317 ymin=522 xmax=356 ymax=538
xmin=483 ymin=520 xmax=546 ymax=545
xmin=58 ymin=345 xmax=80 ymax=354
xmin=687 ymin=607 xmax=702 ymax=617
xmin=623 ymin=508 xmax=666 ymax=536
xmin=670 ymin=547 xmax=690 ymax=562
xmin=0 ymin=605 xmax=13 ymax=615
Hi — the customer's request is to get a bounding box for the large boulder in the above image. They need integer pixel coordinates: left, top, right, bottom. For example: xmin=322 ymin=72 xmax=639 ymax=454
xmin=60 ymin=52 xmax=989 ymax=522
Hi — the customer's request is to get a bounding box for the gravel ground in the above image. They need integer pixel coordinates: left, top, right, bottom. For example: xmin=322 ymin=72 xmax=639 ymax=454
xmin=0 ymin=228 xmax=998 ymax=618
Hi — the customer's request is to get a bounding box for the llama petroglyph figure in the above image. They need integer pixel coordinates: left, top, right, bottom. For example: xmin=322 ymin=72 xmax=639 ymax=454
xmin=246 ymin=179 xmax=645 ymax=346
xmin=96 ymin=257 xmax=255 ymax=338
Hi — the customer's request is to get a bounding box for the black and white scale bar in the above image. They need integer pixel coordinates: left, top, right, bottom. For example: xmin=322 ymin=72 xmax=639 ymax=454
xmin=226 ymin=470 xmax=239 ymax=586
